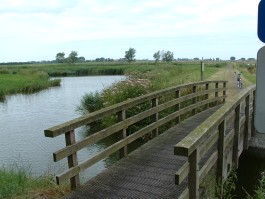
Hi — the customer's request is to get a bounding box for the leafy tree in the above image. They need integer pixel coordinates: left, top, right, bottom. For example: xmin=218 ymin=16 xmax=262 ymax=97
xmin=125 ymin=47 xmax=136 ymax=63
xmin=78 ymin=57 xmax=86 ymax=62
xmin=153 ymin=51 xmax=160 ymax=62
xmin=56 ymin=52 xmax=65 ymax=63
xmin=68 ymin=51 xmax=78 ymax=64
xmin=162 ymin=51 xmax=174 ymax=62
xmin=230 ymin=56 xmax=236 ymax=61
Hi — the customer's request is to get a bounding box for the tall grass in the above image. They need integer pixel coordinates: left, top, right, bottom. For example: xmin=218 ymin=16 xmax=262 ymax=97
xmin=234 ymin=62 xmax=256 ymax=84
xmin=0 ymin=164 xmax=69 ymax=199
xmin=77 ymin=62 xmax=223 ymax=133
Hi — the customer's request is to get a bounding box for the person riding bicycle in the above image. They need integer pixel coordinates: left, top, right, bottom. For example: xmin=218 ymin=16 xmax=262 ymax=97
xmin=237 ymin=73 xmax=242 ymax=89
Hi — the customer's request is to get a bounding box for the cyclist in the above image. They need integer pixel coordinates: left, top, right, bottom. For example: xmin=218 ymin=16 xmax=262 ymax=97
xmin=237 ymin=73 xmax=242 ymax=89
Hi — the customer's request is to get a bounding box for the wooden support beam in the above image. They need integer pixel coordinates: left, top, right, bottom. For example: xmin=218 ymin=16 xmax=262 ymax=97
xmin=205 ymin=83 xmax=209 ymax=109
xmin=176 ymin=90 xmax=181 ymax=124
xmin=65 ymin=130 xmax=80 ymax=189
xmin=223 ymin=82 xmax=226 ymax=103
xmin=117 ymin=110 xmax=127 ymax=158
xmin=217 ymin=120 xmax=226 ymax=195
xmin=188 ymin=149 xmax=199 ymax=199
xmin=192 ymin=86 xmax=197 ymax=115
xmin=152 ymin=97 xmax=159 ymax=138
xmin=244 ymin=95 xmax=250 ymax=149
xmin=233 ymin=104 xmax=240 ymax=168
xmin=215 ymin=82 xmax=219 ymax=106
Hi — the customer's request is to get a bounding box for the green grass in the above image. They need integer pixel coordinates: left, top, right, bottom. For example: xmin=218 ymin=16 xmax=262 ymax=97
xmin=0 ymin=69 xmax=60 ymax=100
xmin=0 ymin=164 xmax=69 ymax=199
xmin=0 ymin=61 xmax=224 ymax=101
xmin=233 ymin=62 xmax=256 ymax=84
xmin=0 ymin=61 xmax=226 ymax=198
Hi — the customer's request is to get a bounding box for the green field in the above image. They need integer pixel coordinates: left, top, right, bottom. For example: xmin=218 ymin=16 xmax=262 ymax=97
xmin=0 ymin=61 xmax=226 ymax=101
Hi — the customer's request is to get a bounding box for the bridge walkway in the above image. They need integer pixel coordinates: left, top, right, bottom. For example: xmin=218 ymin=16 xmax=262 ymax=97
xmin=63 ymin=106 xmax=220 ymax=199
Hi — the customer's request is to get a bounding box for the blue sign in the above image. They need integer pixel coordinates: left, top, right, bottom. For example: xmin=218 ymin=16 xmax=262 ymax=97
xmin=258 ymin=0 xmax=265 ymax=42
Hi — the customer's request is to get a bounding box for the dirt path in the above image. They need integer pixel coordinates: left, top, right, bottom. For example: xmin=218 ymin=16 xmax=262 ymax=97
xmin=206 ymin=63 xmax=252 ymax=101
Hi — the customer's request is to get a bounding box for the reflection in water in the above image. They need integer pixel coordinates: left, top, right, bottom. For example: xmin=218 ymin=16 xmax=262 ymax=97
xmin=0 ymin=76 xmax=124 ymax=180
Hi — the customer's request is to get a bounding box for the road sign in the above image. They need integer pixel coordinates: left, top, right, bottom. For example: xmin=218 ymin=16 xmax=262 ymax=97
xmin=258 ymin=0 xmax=265 ymax=42
xmin=255 ymin=46 xmax=265 ymax=133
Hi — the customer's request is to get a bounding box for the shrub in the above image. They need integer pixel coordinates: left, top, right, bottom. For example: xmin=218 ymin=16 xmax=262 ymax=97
xmin=77 ymin=91 xmax=104 ymax=115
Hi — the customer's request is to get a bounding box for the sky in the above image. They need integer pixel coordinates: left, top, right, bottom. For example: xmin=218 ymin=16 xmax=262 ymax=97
xmin=0 ymin=0 xmax=263 ymax=62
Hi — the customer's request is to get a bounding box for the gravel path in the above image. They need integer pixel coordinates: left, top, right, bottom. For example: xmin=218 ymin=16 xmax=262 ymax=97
xmin=206 ymin=63 xmax=252 ymax=101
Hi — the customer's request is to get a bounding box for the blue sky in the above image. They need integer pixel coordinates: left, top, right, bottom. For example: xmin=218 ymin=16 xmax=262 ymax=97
xmin=0 ymin=0 xmax=262 ymax=62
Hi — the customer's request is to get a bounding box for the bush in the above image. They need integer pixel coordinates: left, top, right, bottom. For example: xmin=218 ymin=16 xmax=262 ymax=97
xmin=77 ymin=92 xmax=104 ymax=115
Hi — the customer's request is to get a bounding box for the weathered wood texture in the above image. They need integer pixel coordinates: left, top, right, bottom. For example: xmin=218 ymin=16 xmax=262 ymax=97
xmin=174 ymin=85 xmax=256 ymax=199
xmin=63 ymin=106 xmax=220 ymax=199
xmin=45 ymin=81 xmax=227 ymax=189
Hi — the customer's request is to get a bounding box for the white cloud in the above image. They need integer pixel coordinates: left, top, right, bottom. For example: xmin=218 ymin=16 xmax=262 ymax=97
xmin=0 ymin=0 xmax=262 ymax=62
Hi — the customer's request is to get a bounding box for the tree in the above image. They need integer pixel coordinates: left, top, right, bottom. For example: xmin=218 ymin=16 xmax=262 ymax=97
xmin=230 ymin=56 xmax=236 ymax=61
xmin=56 ymin=52 xmax=65 ymax=63
xmin=78 ymin=57 xmax=86 ymax=62
xmin=68 ymin=51 xmax=78 ymax=64
xmin=162 ymin=51 xmax=174 ymax=62
xmin=153 ymin=51 xmax=160 ymax=62
xmin=125 ymin=48 xmax=136 ymax=63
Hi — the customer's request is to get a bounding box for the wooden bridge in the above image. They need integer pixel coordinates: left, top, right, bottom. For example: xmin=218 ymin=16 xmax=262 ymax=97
xmin=44 ymin=80 xmax=256 ymax=199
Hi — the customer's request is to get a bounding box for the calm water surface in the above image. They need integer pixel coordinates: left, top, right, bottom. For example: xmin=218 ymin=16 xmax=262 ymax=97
xmin=0 ymin=76 xmax=124 ymax=180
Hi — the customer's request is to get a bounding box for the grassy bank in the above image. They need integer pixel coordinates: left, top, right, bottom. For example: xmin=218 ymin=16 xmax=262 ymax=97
xmin=0 ymin=164 xmax=69 ymax=199
xmin=234 ymin=62 xmax=256 ymax=84
xmin=0 ymin=69 xmax=60 ymax=101
xmin=78 ymin=63 xmax=221 ymax=137
xmin=0 ymin=61 xmax=225 ymax=101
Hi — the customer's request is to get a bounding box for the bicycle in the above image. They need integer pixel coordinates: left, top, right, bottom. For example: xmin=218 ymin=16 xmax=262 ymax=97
xmin=237 ymin=78 xmax=242 ymax=89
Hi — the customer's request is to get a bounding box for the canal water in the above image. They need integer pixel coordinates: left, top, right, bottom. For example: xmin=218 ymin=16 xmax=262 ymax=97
xmin=0 ymin=76 xmax=124 ymax=181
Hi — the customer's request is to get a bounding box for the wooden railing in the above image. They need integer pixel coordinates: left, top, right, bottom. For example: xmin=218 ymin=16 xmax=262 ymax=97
xmin=44 ymin=81 xmax=227 ymax=190
xmin=174 ymin=85 xmax=256 ymax=199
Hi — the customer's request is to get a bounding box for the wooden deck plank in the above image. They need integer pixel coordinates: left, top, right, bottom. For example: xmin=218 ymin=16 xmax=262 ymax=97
xmin=63 ymin=106 xmax=220 ymax=199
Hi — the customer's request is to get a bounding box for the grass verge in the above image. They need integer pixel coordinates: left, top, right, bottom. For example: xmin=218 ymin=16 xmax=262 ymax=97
xmin=0 ymin=164 xmax=69 ymax=199
xmin=0 ymin=69 xmax=60 ymax=100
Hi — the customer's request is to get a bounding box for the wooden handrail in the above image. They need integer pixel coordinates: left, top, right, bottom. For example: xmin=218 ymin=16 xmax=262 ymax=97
xmin=45 ymin=81 xmax=226 ymax=137
xmin=44 ymin=80 xmax=227 ymax=189
xmin=174 ymin=85 xmax=256 ymax=199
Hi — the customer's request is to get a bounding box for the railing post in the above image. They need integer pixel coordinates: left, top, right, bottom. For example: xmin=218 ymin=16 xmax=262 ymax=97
xmin=251 ymin=90 xmax=256 ymax=136
xmin=244 ymin=95 xmax=250 ymax=150
xmin=65 ymin=130 xmax=80 ymax=189
xmin=215 ymin=82 xmax=219 ymax=106
xmin=223 ymin=82 xmax=226 ymax=103
xmin=217 ymin=120 xmax=226 ymax=195
xmin=233 ymin=104 xmax=240 ymax=168
xmin=205 ymin=83 xmax=209 ymax=109
xmin=192 ymin=85 xmax=197 ymax=115
xmin=188 ymin=149 xmax=199 ymax=199
xmin=152 ymin=98 xmax=159 ymax=138
xmin=176 ymin=90 xmax=181 ymax=124
xmin=117 ymin=110 xmax=127 ymax=158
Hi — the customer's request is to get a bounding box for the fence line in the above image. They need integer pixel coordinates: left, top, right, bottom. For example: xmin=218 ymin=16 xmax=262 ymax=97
xmin=44 ymin=81 xmax=227 ymax=190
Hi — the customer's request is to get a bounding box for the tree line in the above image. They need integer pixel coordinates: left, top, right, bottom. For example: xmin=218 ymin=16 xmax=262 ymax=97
xmin=55 ymin=48 xmax=175 ymax=64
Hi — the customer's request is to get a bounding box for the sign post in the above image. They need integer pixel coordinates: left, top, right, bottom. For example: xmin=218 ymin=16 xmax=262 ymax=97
xmin=258 ymin=0 xmax=265 ymax=42
xmin=255 ymin=47 xmax=265 ymax=133
xmin=200 ymin=57 xmax=204 ymax=81
xmin=255 ymin=0 xmax=265 ymax=133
